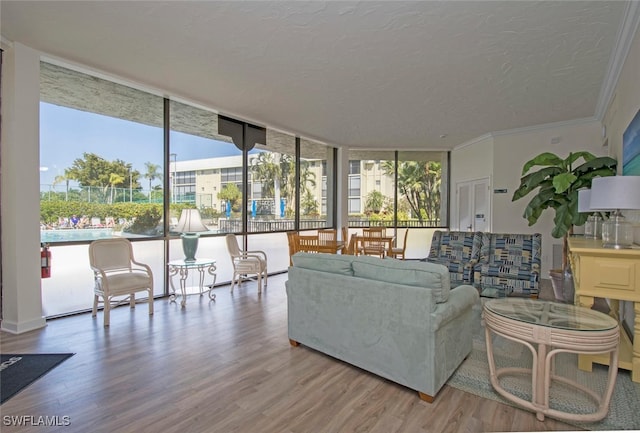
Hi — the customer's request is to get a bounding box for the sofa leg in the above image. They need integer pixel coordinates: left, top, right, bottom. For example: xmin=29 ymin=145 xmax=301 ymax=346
xmin=289 ymin=339 xmax=300 ymax=347
xmin=418 ymin=392 xmax=434 ymax=403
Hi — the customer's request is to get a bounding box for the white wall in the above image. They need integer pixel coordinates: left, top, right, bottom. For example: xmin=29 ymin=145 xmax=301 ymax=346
xmin=492 ymin=120 xmax=605 ymax=275
xmin=450 ymin=135 xmax=494 ymax=231
xmin=0 ymin=43 xmax=47 ymax=333
xmin=603 ymin=22 xmax=640 ymax=232
xmin=451 ymin=121 xmax=605 ymax=276
xmin=601 ymin=19 xmax=640 ymax=337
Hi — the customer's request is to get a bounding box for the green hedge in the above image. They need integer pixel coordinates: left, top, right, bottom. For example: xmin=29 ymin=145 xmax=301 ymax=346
xmin=40 ymin=201 xmax=216 ymax=233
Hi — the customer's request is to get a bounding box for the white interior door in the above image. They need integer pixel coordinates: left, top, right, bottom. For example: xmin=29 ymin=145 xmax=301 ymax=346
xmin=473 ymin=181 xmax=489 ymax=232
xmin=456 ymin=178 xmax=490 ymax=232
xmin=457 ymin=182 xmax=472 ymax=231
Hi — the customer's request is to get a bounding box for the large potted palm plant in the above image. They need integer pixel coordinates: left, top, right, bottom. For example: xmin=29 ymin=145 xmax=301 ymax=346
xmin=512 ymin=151 xmax=616 ymax=301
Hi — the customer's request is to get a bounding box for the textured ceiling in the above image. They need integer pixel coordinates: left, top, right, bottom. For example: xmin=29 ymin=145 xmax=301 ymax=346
xmin=0 ymin=1 xmax=629 ymax=150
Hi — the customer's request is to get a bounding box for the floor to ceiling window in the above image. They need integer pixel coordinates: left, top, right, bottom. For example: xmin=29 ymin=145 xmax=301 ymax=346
xmin=396 ymin=151 xmax=449 ymax=227
xmin=38 ymin=62 xmax=339 ymax=317
xmin=168 ymin=102 xmax=243 ymax=284
xmin=39 ymin=62 xmax=165 ymax=316
xmin=300 ymin=138 xmax=334 ymax=230
xmin=248 ymin=129 xmax=296 ymax=233
xmin=347 ymin=150 xmax=395 ymax=227
xmin=344 ymin=149 xmax=449 ymax=259
xmin=346 ymin=149 xmax=448 ymax=229
xmin=40 ymin=63 xmax=165 ymax=241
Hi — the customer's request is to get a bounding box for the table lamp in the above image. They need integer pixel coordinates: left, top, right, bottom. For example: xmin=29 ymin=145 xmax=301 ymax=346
xmin=589 ymin=176 xmax=640 ymax=249
xmin=175 ymin=209 xmax=209 ymax=261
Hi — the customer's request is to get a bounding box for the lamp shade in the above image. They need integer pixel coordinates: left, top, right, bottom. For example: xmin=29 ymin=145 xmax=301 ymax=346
xmin=175 ymin=209 xmax=208 ymax=233
xmin=577 ymin=189 xmax=592 ymax=213
xmin=589 ymin=176 xmax=640 ymax=210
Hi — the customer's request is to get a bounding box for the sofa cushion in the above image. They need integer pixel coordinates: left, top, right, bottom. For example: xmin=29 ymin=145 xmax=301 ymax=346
xmin=475 ymin=263 xmax=535 ymax=280
xmin=292 ymin=252 xmax=354 ymax=276
xmin=352 ymin=256 xmax=451 ymax=303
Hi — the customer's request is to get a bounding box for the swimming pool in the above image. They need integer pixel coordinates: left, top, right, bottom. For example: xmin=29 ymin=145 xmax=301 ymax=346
xmin=41 ymin=228 xmax=115 ymax=243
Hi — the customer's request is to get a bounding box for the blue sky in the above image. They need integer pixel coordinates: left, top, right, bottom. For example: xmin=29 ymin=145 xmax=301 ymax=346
xmin=40 ymin=102 xmax=240 ymax=188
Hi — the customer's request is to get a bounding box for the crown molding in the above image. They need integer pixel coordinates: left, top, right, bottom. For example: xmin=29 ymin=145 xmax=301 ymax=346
xmin=452 ymin=133 xmax=494 ymax=152
xmin=1 ymin=35 xmax=14 ymax=49
xmin=491 ymin=117 xmax=599 ymax=137
xmin=594 ymin=1 xmax=640 ymax=120
xmin=453 ymin=117 xmax=600 ymax=151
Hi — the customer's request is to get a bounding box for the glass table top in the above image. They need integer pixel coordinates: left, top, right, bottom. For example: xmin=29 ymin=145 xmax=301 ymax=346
xmin=484 ymin=298 xmax=618 ymax=332
xmin=168 ymin=258 xmax=216 ymax=268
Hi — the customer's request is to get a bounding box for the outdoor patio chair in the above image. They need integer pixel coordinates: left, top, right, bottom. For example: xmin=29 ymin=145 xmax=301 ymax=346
xmin=88 ymin=238 xmax=154 ymax=327
xmin=90 ymin=217 xmax=104 ymax=228
xmin=225 ymin=234 xmax=268 ymax=293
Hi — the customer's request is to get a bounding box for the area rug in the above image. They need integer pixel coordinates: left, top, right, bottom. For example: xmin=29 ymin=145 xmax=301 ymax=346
xmin=0 ymin=353 xmax=74 ymax=404
xmin=447 ymin=303 xmax=640 ymax=431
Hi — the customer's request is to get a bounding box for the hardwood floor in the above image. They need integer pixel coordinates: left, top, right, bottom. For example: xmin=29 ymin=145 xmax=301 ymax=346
xmin=0 ymin=274 xmax=578 ymax=433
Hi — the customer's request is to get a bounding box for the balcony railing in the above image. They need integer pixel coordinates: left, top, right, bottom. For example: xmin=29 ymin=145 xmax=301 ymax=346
xmin=217 ymin=218 xmax=439 ymax=233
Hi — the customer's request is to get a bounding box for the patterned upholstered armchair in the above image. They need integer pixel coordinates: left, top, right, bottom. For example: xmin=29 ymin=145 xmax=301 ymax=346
xmin=473 ymin=233 xmax=541 ymax=298
xmin=426 ymin=231 xmax=482 ymax=286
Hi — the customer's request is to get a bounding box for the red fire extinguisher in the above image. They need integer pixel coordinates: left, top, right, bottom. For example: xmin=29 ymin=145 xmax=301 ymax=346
xmin=41 ymin=243 xmax=51 ymax=278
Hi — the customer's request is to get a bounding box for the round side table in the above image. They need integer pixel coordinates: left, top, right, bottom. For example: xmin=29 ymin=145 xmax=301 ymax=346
xmin=483 ymin=298 xmax=619 ymax=422
xmin=168 ymin=258 xmax=217 ymax=307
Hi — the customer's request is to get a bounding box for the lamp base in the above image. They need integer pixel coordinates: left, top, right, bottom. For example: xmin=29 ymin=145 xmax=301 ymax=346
xmin=602 ymin=214 xmax=634 ymax=249
xmin=181 ymin=233 xmax=200 ymax=261
xmin=584 ymin=215 xmax=602 ymax=239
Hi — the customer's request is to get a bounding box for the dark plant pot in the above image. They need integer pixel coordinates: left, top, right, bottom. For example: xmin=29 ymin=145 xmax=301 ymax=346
xmin=549 ymin=269 xmax=574 ymax=303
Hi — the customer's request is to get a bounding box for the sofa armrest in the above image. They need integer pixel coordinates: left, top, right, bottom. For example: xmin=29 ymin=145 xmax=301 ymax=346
xmin=430 ymin=285 xmax=479 ymax=331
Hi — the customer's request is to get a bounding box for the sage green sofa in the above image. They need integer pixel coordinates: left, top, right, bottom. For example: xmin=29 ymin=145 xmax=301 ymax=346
xmin=286 ymin=253 xmax=479 ymax=402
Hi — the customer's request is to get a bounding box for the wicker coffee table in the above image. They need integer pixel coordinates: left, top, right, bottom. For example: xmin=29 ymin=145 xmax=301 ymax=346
xmin=483 ymin=298 xmax=619 ymax=422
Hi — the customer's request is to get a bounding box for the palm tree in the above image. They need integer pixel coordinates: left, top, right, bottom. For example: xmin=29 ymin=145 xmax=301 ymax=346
xmin=251 ymin=153 xmax=280 ymax=198
xmin=365 ymin=190 xmax=385 ymax=214
xmin=382 ymin=160 xmax=441 ymax=224
xmin=251 ymin=152 xmax=317 ymax=217
xmin=298 ymin=159 xmax=317 ymax=201
xmin=52 ymin=170 xmax=71 ymax=201
xmin=144 ymin=162 xmax=161 ymax=202
xmin=109 ymin=173 xmax=125 ymax=204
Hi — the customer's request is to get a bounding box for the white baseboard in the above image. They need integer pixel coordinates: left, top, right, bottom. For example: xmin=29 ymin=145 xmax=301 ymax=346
xmin=1 ymin=317 xmax=47 ymax=334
